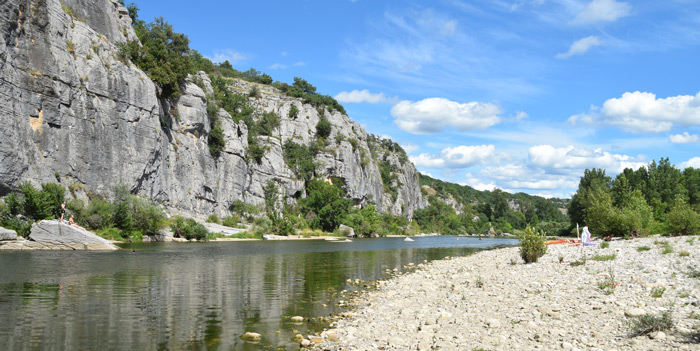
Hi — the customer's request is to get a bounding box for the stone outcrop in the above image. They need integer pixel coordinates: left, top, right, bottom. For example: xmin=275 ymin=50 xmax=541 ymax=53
xmin=0 ymin=227 xmax=17 ymax=241
xmin=0 ymin=0 xmax=425 ymax=219
xmin=28 ymin=220 xmax=118 ymax=250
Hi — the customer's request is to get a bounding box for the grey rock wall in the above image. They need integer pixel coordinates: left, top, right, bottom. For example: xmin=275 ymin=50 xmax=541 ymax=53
xmin=0 ymin=0 xmax=425 ymax=219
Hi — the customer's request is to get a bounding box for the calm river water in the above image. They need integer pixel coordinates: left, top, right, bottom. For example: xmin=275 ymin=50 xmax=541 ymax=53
xmin=0 ymin=236 xmax=517 ymax=350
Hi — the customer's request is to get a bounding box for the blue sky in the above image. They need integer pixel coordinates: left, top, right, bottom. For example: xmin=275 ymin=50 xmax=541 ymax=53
xmin=136 ymin=0 xmax=700 ymax=198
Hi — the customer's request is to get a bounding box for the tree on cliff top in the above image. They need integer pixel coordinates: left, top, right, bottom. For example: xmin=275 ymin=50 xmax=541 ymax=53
xmin=120 ymin=5 xmax=191 ymax=99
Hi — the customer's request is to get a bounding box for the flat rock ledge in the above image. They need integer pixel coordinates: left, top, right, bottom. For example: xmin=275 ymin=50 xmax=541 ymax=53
xmin=315 ymin=236 xmax=699 ymax=351
xmin=0 ymin=220 xmax=119 ymax=251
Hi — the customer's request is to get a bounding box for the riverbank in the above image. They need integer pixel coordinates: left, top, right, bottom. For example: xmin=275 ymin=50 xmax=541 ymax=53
xmin=315 ymin=236 xmax=700 ymax=350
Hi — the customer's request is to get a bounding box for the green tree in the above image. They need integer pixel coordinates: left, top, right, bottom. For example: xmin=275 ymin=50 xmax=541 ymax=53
xmin=568 ymin=168 xmax=611 ymax=229
xmin=121 ymin=16 xmax=192 ymax=99
xmin=491 ymin=189 xmax=509 ymax=219
xmin=301 ymin=179 xmax=351 ymax=231
xmin=20 ymin=181 xmax=51 ymax=221
xmin=667 ymin=194 xmax=700 ymax=235
xmin=41 ymin=183 xmax=65 ymax=219
xmin=682 ymin=167 xmax=700 ymax=206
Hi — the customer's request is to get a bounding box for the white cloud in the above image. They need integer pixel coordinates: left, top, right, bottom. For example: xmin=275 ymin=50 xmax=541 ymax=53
xmin=669 ymin=132 xmax=700 ymax=144
xmin=410 ymin=145 xmax=495 ymax=169
xmin=441 ymin=20 xmax=458 ymax=36
xmin=570 ymin=91 xmax=700 ymax=133
xmin=391 ymin=98 xmax=502 ymax=134
xmin=556 ymin=36 xmax=601 ymax=59
xmin=479 ymin=164 xmax=579 ymax=191
xmin=334 ymin=90 xmax=397 ymax=104
xmin=462 ymin=174 xmax=499 ymax=192
xmin=270 ymin=63 xmax=287 ymax=70
xmin=399 ymin=142 xmax=419 ymax=154
xmin=600 ymin=91 xmax=700 ymax=133
xmin=572 ymin=0 xmax=631 ymax=25
xmin=206 ymin=49 xmax=247 ymax=64
xmin=680 ymin=157 xmax=700 ymax=169
xmin=528 ymin=145 xmax=646 ymax=174
xmin=514 ymin=111 xmax=529 ymax=121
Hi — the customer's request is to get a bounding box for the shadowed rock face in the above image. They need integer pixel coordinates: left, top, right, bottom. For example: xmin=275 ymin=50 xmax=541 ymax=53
xmin=0 ymin=0 xmax=426 ymax=218
xmin=28 ymin=220 xmax=118 ymax=250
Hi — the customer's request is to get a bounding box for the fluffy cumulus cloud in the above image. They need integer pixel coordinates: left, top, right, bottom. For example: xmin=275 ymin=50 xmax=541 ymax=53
xmin=528 ymin=145 xmax=646 ymax=174
xmin=478 ymin=164 xmax=579 ymax=191
xmin=572 ymin=0 xmax=631 ymax=25
xmin=391 ymin=98 xmax=502 ymax=134
xmin=556 ymin=36 xmax=601 ymax=59
xmin=600 ymin=91 xmax=700 ymax=132
xmin=334 ymin=90 xmax=397 ymax=104
xmin=670 ymin=132 xmax=700 ymax=144
xmin=410 ymin=145 xmax=495 ymax=169
xmin=570 ymin=91 xmax=700 ymax=133
xmin=680 ymin=157 xmax=700 ymax=169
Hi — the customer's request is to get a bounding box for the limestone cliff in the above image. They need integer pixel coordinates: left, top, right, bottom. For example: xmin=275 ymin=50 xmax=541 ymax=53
xmin=0 ymin=0 xmax=425 ymax=218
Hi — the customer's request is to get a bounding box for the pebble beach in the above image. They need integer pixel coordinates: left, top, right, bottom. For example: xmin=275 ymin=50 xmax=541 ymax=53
xmin=314 ymin=236 xmax=700 ymax=351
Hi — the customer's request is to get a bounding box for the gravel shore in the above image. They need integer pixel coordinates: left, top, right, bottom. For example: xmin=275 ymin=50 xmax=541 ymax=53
xmin=315 ymin=236 xmax=700 ymax=351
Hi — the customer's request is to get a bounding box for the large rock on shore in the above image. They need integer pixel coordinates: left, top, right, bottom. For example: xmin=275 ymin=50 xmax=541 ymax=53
xmin=28 ymin=220 xmax=118 ymax=250
xmin=0 ymin=227 xmax=17 ymax=241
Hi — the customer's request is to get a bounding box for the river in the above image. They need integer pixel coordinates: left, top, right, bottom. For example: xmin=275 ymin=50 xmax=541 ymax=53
xmin=0 ymin=236 xmax=517 ymax=350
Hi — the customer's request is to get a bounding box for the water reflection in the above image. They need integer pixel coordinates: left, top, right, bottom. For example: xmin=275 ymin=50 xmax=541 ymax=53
xmin=0 ymin=237 xmax=516 ymax=350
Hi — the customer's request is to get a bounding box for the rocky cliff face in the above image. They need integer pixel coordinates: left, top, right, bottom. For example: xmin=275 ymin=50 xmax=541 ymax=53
xmin=0 ymin=0 xmax=425 ymax=218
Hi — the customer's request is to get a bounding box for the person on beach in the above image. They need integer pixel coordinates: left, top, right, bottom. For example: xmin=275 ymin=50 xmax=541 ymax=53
xmin=60 ymin=202 xmax=66 ymax=223
xmin=581 ymin=226 xmax=595 ymax=246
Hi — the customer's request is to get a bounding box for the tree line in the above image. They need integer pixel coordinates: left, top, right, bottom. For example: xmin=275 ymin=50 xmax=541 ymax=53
xmin=568 ymin=158 xmax=700 ymax=237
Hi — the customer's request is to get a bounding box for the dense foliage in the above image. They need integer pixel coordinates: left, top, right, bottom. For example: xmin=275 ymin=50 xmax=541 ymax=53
xmin=569 ymin=158 xmax=700 ymax=237
xmin=416 ymin=173 xmax=568 ymax=236
xmin=171 ymin=216 xmax=208 ymax=240
xmin=0 ymin=183 xmax=165 ymax=240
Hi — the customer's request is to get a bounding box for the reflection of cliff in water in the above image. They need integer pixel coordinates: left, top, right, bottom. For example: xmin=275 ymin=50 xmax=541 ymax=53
xmin=0 ymin=237 xmax=517 ymax=350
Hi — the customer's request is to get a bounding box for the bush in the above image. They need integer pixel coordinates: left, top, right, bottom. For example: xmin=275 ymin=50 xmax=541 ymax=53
xmin=207 ymin=214 xmax=220 ymax=224
xmin=316 ymin=115 xmax=332 ymax=139
xmin=629 ymin=312 xmax=674 ymax=337
xmin=20 ymin=181 xmax=51 ymax=221
xmin=288 ymin=104 xmax=299 ymax=119
xmin=600 ymin=241 xmax=610 ymax=249
xmin=668 ymin=195 xmax=700 ymax=235
xmin=222 ymin=215 xmax=239 ymax=227
xmin=131 ymin=197 xmax=165 ymax=236
xmin=83 ymin=198 xmax=115 ymax=229
xmin=519 ymin=225 xmax=547 ymax=263
xmin=256 ymin=111 xmax=279 ymax=136
xmin=282 ymin=140 xmax=317 ymax=182
xmin=171 ymin=216 xmax=208 ymax=240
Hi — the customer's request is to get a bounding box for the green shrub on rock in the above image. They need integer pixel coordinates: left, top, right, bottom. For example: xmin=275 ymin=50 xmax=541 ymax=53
xmin=519 ymin=225 xmax=547 ymax=263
